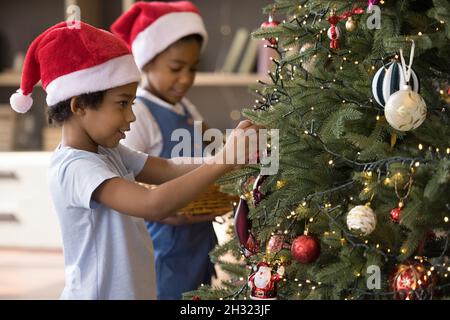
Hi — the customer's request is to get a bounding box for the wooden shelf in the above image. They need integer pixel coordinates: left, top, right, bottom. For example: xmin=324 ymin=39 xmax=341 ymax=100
xmin=0 ymin=71 xmax=268 ymax=88
xmin=0 ymin=71 xmax=27 ymax=87
xmin=194 ymin=73 xmax=268 ymax=86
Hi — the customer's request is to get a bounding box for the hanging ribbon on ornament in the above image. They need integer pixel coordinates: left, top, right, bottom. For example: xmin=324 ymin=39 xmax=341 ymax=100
xmin=399 ymin=40 xmax=416 ymax=89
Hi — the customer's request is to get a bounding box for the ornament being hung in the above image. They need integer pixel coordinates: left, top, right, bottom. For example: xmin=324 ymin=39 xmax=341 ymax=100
xmin=253 ymin=174 xmax=268 ymax=206
xmin=248 ymin=262 xmax=284 ymax=300
xmin=291 ymin=232 xmax=321 ymax=264
xmin=260 ymin=15 xmax=280 ymax=46
xmin=390 ymin=262 xmax=435 ymax=300
xmin=372 ymin=61 xmax=420 ymax=108
xmin=346 ymin=204 xmax=377 ymax=236
xmin=234 ymin=196 xmax=259 ymax=257
xmin=384 ymin=41 xmax=427 ymax=131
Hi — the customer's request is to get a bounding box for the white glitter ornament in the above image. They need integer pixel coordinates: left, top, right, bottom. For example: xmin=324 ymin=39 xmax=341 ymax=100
xmin=346 ymin=205 xmax=377 ymax=236
xmin=384 ymin=40 xmax=427 ymax=131
xmin=385 ymin=86 xmax=427 ymax=131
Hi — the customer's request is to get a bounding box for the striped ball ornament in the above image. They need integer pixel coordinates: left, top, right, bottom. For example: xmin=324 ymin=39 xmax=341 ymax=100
xmin=346 ymin=205 xmax=377 ymax=236
xmin=372 ymin=61 xmax=420 ymax=107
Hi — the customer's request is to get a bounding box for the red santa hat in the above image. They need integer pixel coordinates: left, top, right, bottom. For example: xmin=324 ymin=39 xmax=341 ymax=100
xmin=111 ymin=1 xmax=207 ymax=69
xmin=255 ymin=262 xmax=270 ymax=270
xmin=10 ymin=21 xmax=141 ymax=113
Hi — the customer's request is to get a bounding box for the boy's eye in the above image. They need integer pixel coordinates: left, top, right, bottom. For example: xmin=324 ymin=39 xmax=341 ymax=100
xmin=118 ymin=101 xmax=129 ymax=107
xmin=170 ymin=67 xmax=182 ymax=72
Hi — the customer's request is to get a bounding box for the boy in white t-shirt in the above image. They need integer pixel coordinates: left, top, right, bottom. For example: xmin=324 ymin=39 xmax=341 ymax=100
xmin=10 ymin=21 xmax=259 ymax=300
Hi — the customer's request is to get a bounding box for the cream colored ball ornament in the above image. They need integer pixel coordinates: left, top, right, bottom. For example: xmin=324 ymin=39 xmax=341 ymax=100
xmin=384 ymin=85 xmax=427 ymax=131
xmin=346 ymin=205 xmax=377 ymax=236
xmin=384 ymin=40 xmax=427 ymax=131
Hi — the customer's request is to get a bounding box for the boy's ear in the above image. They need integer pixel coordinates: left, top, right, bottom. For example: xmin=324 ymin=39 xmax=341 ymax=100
xmin=70 ymin=97 xmax=85 ymax=116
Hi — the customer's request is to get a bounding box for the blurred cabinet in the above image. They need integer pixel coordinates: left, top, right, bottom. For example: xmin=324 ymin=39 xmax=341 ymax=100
xmin=0 ymin=152 xmax=61 ymax=248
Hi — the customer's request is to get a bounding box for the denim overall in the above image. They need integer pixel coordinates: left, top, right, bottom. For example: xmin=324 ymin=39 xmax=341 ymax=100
xmin=138 ymin=96 xmax=217 ymax=300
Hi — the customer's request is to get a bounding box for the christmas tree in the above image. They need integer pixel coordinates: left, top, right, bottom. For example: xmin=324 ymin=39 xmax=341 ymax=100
xmin=187 ymin=0 xmax=450 ymax=300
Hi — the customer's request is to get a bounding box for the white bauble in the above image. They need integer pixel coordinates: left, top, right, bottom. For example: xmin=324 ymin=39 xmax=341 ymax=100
xmin=346 ymin=205 xmax=377 ymax=236
xmin=384 ymin=86 xmax=427 ymax=131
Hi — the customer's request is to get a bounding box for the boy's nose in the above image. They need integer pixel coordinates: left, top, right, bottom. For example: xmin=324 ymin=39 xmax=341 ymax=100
xmin=127 ymin=107 xmax=136 ymax=123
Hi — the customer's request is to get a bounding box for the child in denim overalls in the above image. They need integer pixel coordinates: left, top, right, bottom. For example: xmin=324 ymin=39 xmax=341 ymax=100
xmin=112 ymin=1 xmax=217 ymax=299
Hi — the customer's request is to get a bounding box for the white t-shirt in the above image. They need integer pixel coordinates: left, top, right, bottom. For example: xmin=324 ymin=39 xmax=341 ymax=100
xmin=49 ymin=143 xmax=156 ymax=300
xmin=122 ymin=87 xmax=203 ymax=156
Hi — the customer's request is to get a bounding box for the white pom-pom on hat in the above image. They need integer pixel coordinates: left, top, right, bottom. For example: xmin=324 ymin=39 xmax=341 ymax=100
xmin=10 ymin=89 xmax=33 ymax=113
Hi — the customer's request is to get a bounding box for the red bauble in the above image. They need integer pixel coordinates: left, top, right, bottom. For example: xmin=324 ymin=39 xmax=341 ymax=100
xmin=390 ymin=262 xmax=434 ymax=300
xmin=291 ymin=234 xmax=321 ymax=264
xmin=260 ymin=17 xmax=280 ymax=45
xmin=390 ymin=207 xmax=401 ymax=223
xmin=191 ymin=295 xmax=201 ymax=300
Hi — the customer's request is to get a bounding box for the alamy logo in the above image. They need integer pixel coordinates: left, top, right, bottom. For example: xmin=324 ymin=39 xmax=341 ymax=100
xmin=366 ymin=5 xmax=381 ymax=30
xmin=366 ymin=265 xmax=381 ymax=290
xmin=66 ymin=5 xmax=81 ymax=29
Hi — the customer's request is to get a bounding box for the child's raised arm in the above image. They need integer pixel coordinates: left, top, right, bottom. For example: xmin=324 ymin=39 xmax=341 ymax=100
xmin=92 ymin=120 xmax=259 ymax=221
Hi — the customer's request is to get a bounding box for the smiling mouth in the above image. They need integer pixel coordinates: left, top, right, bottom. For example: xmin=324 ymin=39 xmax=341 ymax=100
xmin=118 ymin=128 xmax=129 ymax=139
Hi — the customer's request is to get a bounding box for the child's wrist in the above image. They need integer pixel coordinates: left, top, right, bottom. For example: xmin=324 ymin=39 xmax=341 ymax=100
xmin=211 ymin=150 xmax=235 ymax=172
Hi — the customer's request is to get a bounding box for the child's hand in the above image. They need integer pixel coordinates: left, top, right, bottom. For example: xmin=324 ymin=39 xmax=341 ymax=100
xmin=215 ymin=120 xmax=261 ymax=170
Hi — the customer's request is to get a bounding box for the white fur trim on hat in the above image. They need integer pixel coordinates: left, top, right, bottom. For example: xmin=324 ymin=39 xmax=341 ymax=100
xmin=45 ymin=54 xmax=140 ymax=106
xmin=132 ymin=12 xmax=207 ymax=69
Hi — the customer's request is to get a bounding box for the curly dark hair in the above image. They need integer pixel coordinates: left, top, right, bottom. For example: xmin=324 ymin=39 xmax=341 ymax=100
xmin=47 ymin=90 xmax=106 ymax=125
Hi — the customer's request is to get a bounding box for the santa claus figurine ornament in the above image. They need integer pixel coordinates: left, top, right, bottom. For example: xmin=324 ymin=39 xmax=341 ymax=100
xmin=248 ymin=262 xmax=284 ymax=300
